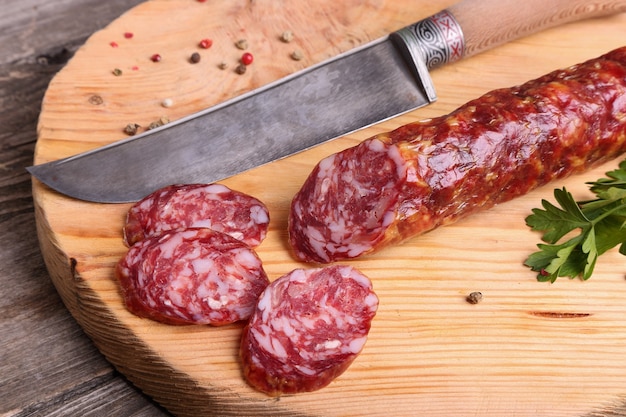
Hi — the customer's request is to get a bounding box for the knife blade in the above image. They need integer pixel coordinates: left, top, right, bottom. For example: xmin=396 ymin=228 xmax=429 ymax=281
xmin=29 ymin=36 xmax=435 ymax=203
xmin=28 ymin=0 xmax=626 ymax=203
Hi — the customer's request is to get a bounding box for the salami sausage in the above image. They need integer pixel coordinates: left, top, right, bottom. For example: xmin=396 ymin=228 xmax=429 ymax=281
xmin=289 ymin=46 xmax=626 ymax=263
xmin=116 ymin=228 xmax=269 ymax=326
xmin=124 ymin=183 xmax=269 ymax=247
xmin=240 ymin=265 xmax=378 ymax=396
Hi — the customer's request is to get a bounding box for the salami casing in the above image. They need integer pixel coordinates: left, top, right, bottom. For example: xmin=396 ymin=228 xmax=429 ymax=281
xmin=124 ymin=183 xmax=269 ymax=247
xmin=116 ymin=228 xmax=269 ymax=326
xmin=240 ymin=265 xmax=378 ymax=396
xmin=289 ymin=46 xmax=626 ymax=263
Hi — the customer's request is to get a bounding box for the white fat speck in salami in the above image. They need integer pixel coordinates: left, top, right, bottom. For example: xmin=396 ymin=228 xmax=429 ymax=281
xmin=124 ymin=183 xmax=270 ymax=247
xmin=116 ymin=228 xmax=269 ymax=326
xmin=240 ymin=265 xmax=378 ymax=396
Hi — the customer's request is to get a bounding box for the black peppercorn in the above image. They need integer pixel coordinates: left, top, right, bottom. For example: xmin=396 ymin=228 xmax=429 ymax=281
xmin=190 ymin=52 xmax=201 ymax=64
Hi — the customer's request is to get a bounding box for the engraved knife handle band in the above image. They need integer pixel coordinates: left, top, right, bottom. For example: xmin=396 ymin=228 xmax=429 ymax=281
xmin=389 ymin=10 xmax=462 ymax=103
xmin=393 ymin=10 xmax=464 ymax=71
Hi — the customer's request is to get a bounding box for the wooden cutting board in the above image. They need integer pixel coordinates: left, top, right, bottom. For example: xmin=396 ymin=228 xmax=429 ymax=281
xmin=31 ymin=0 xmax=626 ymax=415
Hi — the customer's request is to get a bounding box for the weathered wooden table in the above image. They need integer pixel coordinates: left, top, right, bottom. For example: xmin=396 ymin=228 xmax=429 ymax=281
xmin=0 ymin=0 xmax=170 ymax=415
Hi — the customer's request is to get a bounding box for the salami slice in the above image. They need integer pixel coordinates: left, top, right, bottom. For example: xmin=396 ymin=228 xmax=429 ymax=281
xmin=240 ymin=265 xmax=378 ymax=396
xmin=289 ymin=46 xmax=626 ymax=263
xmin=116 ymin=228 xmax=269 ymax=326
xmin=124 ymin=183 xmax=269 ymax=247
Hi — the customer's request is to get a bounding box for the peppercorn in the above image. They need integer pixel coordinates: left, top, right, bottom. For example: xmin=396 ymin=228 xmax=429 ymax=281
xmin=235 ymin=64 xmax=247 ymax=74
xmin=190 ymin=52 xmax=201 ymax=63
xmin=240 ymin=52 xmax=253 ymax=65
xmin=218 ymin=62 xmax=228 ymax=70
xmin=150 ymin=53 xmax=162 ymax=62
xmin=148 ymin=116 xmax=170 ymax=130
xmin=280 ymin=30 xmax=294 ymax=43
xmin=112 ymin=68 xmax=123 ymax=76
xmin=290 ymin=50 xmax=304 ymax=61
xmin=199 ymin=38 xmax=213 ymax=49
xmin=235 ymin=39 xmax=248 ymax=50
xmin=124 ymin=123 xmax=141 ymax=136
xmin=466 ymin=292 xmax=483 ymax=304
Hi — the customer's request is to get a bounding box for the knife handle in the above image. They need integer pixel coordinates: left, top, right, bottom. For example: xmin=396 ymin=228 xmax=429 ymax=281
xmin=453 ymin=0 xmax=626 ymax=61
xmin=397 ymin=0 xmax=626 ymax=70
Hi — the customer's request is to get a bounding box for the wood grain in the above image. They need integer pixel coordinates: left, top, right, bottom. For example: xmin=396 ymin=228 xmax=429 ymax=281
xmin=30 ymin=0 xmax=626 ymax=416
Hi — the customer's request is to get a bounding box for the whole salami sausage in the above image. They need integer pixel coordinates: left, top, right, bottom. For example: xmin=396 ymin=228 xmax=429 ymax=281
xmin=124 ymin=183 xmax=269 ymax=247
xmin=116 ymin=228 xmax=269 ymax=326
xmin=240 ymin=265 xmax=378 ymax=396
xmin=289 ymin=46 xmax=626 ymax=263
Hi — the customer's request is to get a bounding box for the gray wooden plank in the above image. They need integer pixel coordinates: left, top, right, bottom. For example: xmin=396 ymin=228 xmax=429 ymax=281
xmin=0 ymin=0 xmax=171 ymax=415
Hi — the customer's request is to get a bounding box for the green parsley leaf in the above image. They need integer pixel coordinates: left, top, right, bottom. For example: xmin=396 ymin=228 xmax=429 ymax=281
xmin=525 ymin=188 xmax=589 ymax=244
xmin=524 ymin=159 xmax=626 ymax=282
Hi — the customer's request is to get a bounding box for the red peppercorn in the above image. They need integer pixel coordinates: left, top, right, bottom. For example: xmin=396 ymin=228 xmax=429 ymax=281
xmin=150 ymin=54 xmax=162 ymax=62
xmin=199 ymin=38 xmax=213 ymax=49
xmin=124 ymin=32 xmax=134 ymax=39
xmin=110 ymin=41 xmax=119 ymax=48
xmin=240 ymin=52 xmax=253 ymax=65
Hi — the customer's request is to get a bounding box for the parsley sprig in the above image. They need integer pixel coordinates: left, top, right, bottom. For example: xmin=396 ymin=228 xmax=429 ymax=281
xmin=525 ymin=159 xmax=626 ymax=283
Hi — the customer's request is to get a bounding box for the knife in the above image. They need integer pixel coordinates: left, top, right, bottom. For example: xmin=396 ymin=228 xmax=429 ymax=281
xmin=28 ymin=0 xmax=626 ymax=203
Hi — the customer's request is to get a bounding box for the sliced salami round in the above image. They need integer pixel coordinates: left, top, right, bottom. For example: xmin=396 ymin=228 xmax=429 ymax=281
xmin=124 ymin=183 xmax=270 ymax=247
xmin=240 ymin=265 xmax=378 ymax=396
xmin=116 ymin=228 xmax=269 ymax=326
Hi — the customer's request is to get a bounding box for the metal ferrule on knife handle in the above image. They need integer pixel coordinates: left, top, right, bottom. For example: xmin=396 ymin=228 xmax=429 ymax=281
xmin=394 ymin=10 xmax=465 ymax=71
xmin=391 ymin=10 xmax=464 ymax=103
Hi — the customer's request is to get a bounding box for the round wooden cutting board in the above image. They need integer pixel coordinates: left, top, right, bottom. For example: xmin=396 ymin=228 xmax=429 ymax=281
xmin=31 ymin=0 xmax=626 ymax=416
